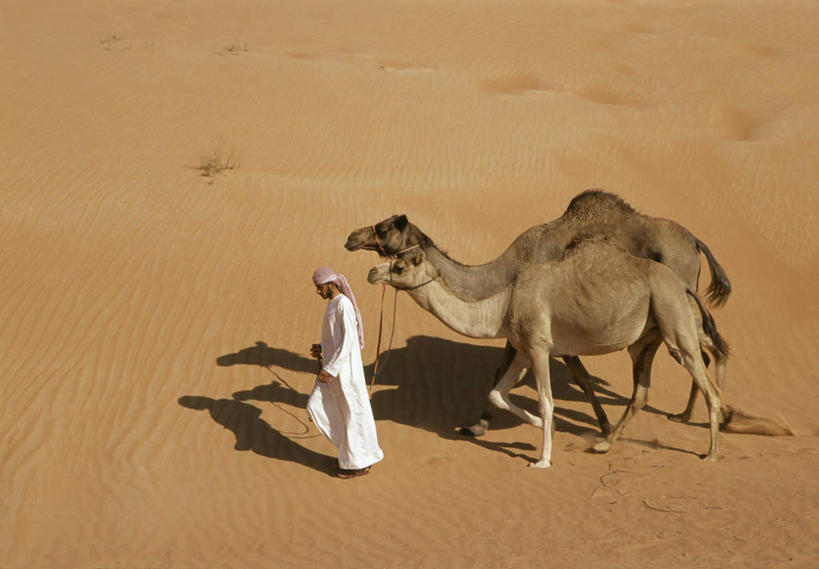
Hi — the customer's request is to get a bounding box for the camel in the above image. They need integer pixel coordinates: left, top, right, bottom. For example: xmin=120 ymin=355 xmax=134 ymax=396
xmin=366 ymin=236 xmax=727 ymax=468
xmin=345 ymin=190 xmax=730 ymax=434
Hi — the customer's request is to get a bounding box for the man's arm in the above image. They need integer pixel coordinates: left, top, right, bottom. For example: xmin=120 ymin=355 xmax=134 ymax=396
xmin=310 ymin=343 xmax=333 ymax=383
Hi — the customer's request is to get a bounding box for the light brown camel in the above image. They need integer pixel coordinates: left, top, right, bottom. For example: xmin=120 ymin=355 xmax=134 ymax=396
xmin=367 ymin=236 xmax=727 ymax=468
xmin=346 ymin=190 xmax=730 ymax=434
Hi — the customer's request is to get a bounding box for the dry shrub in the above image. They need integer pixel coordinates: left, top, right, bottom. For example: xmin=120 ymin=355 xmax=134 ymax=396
xmin=222 ymin=42 xmax=248 ymax=56
xmin=198 ymin=148 xmax=240 ymax=179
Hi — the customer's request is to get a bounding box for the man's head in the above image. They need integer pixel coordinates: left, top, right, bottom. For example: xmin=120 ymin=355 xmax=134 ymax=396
xmin=313 ymin=267 xmax=339 ymax=301
xmin=311 ymin=266 xmax=366 ymax=349
xmin=315 ymin=281 xmax=338 ymax=300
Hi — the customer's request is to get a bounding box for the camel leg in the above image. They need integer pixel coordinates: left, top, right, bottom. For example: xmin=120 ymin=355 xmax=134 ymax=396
xmin=460 ymin=341 xmax=520 ymax=436
xmin=463 ymin=350 xmax=612 ymax=437
xmin=670 ymin=294 xmax=729 ymax=423
xmin=562 ymin=356 xmax=611 ymax=435
xmin=713 ymin=349 xmax=728 ymax=422
xmin=593 ymin=337 xmax=660 ymax=454
xmin=675 ymin=346 xmax=721 ymax=460
xmin=669 ymin=341 xmax=728 ymax=424
xmin=669 ymin=377 xmax=700 ymax=424
xmin=528 ymin=346 xmax=555 ymax=469
xmin=486 ymin=350 xmax=541 ymax=428
xmin=653 ymin=291 xmax=722 ymax=460
xmin=698 ymin=309 xmax=729 ymax=426
xmin=669 ymin=299 xmax=710 ymax=422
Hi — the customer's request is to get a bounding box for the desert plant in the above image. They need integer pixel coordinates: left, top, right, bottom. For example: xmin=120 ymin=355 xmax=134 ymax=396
xmin=198 ymin=148 xmax=240 ymax=179
xmin=222 ymin=42 xmax=248 ymax=56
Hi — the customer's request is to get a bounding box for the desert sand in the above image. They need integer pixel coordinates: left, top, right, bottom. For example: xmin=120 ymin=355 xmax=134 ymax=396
xmin=2 ymin=1 xmax=818 ymax=568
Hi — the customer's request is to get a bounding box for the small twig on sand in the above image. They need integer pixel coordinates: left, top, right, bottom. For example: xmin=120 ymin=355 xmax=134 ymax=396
xmin=643 ymin=498 xmax=687 ymax=514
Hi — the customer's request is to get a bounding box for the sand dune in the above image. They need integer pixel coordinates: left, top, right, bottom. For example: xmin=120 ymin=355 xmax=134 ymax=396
xmin=1 ymin=1 xmax=818 ymax=568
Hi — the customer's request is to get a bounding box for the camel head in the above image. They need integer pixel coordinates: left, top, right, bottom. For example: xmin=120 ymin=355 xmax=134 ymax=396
xmin=367 ymin=249 xmax=437 ymax=289
xmin=345 ymin=214 xmax=414 ymax=256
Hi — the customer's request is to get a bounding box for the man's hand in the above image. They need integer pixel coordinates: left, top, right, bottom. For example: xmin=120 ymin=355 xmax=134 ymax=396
xmin=317 ymin=369 xmax=334 ymax=383
xmin=310 ymin=343 xmax=322 ymax=360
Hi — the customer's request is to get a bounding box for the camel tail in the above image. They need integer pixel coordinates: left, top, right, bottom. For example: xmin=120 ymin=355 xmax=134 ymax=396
xmin=686 ymin=289 xmax=730 ymax=359
xmin=695 ymin=238 xmax=731 ymax=307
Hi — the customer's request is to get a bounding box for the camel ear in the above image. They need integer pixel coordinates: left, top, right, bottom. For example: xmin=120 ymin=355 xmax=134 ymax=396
xmin=411 ymin=250 xmax=425 ymax=266
xmin=395 ymin=214 xmax=409 ymax=231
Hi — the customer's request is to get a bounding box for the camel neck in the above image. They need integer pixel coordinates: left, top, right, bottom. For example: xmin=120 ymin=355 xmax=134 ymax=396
xmin=424 ymin=245 xmax=519 ymax=302
xmin=419 ymin=221 xmax=571 ymax=301
xmin=403 ymin=277 xmax=511 ymax=339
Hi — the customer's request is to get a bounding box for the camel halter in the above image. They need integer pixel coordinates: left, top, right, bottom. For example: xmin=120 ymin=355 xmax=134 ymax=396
xmin=386 ymin=248 xmax=438 ymax=291
xmin=369 ymin=224 xmax=421 ymax=259
xmin=367 ymin=226 xmax=435 ymax=394
xmin=387 ymin=269 xmax=438 ymax=291
xmin=370 ymin=225 xmax=437 ymax=289
xmin=368 ymin=225 xmax=394 ymax=393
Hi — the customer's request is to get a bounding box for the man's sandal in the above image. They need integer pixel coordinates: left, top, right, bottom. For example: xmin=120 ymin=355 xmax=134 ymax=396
xmin=337 ymin=467 xmax=370 ymax=479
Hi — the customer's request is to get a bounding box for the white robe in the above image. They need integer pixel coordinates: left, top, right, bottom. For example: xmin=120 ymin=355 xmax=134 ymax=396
xmin=307 ymin=294 xmax=384 ymax=470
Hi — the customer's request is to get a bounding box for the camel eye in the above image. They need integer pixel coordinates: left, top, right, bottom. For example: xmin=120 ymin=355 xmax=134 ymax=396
xmin=392 ymin=265 xmax=403 ymax=275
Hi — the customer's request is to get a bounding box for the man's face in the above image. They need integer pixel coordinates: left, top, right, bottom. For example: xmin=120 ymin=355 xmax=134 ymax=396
xmin=316 ymin=283 xmax=333 ymax=299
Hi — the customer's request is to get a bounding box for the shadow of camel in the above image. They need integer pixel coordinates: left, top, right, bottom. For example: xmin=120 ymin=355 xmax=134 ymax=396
xmin=216 ymin=336 xmax=679 ymax=462
xmin=217 ymin=341 xmax=317 ymax=373
xmin=364 ymin=336 xmax=613 ymax=456
xmin=178 ymin=395 xmax=334 ymax=476
xmin=233 ymin=380 xmax=309 ymax=408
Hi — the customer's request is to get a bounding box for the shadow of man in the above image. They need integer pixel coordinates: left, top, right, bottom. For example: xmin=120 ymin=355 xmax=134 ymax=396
xmin=178 ymin=395 xmax=333 ymax=475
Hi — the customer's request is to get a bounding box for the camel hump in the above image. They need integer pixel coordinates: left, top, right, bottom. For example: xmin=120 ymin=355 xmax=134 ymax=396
xmin=564 ymin=189 xmax=637 ymax=221
xmin=560 ymin=232 xmax=623 ymax=260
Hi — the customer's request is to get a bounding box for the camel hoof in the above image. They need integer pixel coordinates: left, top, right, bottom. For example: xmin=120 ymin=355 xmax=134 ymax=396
xmin=667 ymin=412 xmax=690 ymax=424
xmin=528 ymin=459 xmax=551 ymax=469
xmin=592 ymin=440 xmax=612 ymax=454
xmin=703 ymin=453 xmax=719 ymax=462
xmin=457 ymin=425 xmax=484 ymax=437
xmin=457 ymin=420 xmax=488 ymax=437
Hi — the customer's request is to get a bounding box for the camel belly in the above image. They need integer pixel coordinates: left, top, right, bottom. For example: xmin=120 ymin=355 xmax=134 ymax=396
xmin=548 ymin=302 xmax=652 ymax=357
xmin=550 ymin=331 xmax=640 ymax=357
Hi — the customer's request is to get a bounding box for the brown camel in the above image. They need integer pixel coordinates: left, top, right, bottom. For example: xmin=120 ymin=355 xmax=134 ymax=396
xmin=346 ymin=190 xmax=730 ymax=434
xmin=367 ymin=237 xmax=727 ymax=468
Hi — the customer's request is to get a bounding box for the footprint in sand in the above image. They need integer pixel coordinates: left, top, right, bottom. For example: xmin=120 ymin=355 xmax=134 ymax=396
xmin=422 ymin=456 xmax=453 ymax=467
xmin=477 ymin=73 xmax=555 ymax=96
xmin=478 ymin=73 xmax=644 ymax=107
xmin=711 ymin=104 xmax=776 ymax=141
xmin=740 ymin=43 xmax=788 ymax=58
xmin=378 ymin=62 xmax=438 ymax=76
xmin=283 ymin=50 xmax=437 ymax=77
xmin=284 ymin=51 xmax=311 ymax=60
xmin=575 ymin=85 xmax=645 ymax=107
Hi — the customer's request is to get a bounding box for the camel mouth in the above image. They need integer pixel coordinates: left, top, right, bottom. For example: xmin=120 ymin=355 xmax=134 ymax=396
xmin=366 ymin=266 xmax=388 ymax=285
xmin=345 ymin=229 xmax=372 ymax=252
xmin=344 ymin=238 xmax=364 ymax=251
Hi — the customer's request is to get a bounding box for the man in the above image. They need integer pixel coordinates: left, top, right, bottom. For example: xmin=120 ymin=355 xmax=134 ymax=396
xmin=308 ymin=267 xmax=383 ymax=478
